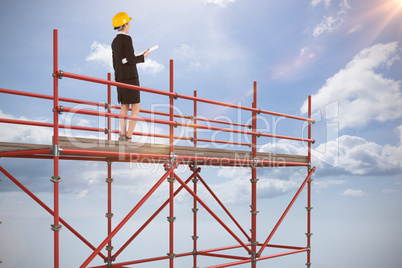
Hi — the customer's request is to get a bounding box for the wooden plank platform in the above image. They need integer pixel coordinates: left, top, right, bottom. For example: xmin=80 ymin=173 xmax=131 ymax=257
xmin=0 ymin=136 xmax=308 ymax=167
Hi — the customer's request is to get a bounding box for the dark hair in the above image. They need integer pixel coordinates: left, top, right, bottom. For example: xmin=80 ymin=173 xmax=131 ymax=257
xmin=114 ymin=23 xmax=127 ymax=31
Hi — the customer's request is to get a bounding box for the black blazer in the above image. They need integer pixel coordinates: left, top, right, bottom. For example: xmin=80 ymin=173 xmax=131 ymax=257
xmin=111 ymin=34 xmax=145 ymax=82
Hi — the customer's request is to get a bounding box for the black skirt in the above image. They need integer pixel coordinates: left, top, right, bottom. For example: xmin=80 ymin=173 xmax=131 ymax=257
xmin=117 ymin=79 xmax=140 ymax=104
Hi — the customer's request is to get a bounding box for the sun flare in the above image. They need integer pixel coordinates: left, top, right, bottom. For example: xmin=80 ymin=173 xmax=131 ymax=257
xmin=393 ymin=0 xmax=402 ymax=8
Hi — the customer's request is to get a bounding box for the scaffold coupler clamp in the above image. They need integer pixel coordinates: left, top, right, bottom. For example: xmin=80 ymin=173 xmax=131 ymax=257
xmin=104 ymin=256 xmax=115 ymax=268
xmin=250 ymin=250 xmax=258 ymax=264
xmin=104 ymin=102 xmax=111 ymax=109
xmin=50 ymin=176 xmax=62 ymax=183
xmin=308 ymin=161 xmax=312 ymax=171
xmin=250 ymin=178 xmax=259 ymax=183
xmin=52 ymin=105 xmax=64 ymax=114
xmin=167 ymin=253 xmax=176 ymax=259
xmin=251 ymin=157 xmax=259 ymax=167
xmin=250 ymin=210 xmax=259 ymax=215
xmin=306 ymin=262 xmax=312 ymax=267
xmin=169 ymin=92 xmax=179 ymax=100
xmin=104 ymin=128 xmax=111 ymax=135
xmin=51 ymin=144 xmax=63 ymax=157
xmin=189 ymin=162 xmax=200 ymax=172
xmin=167 ymin=216 xmax=176 ymax=222
xmin=52 ymin=70 xmax=64 ymax=79
xmin=249 ymin=205 xmax=259 ymax=215
xmin=251 ymin=240 xmax=259 ymax=246
xmin=51 ymin=224 xmax=62 ymax=232
xmin=165 ymin=152 xmax=178 ymax=171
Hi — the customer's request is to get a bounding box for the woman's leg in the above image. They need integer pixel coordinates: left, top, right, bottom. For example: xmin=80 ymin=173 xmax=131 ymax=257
xmin=126 ymin=103 xmax=140 ymax=139
xmin=120 ymin=103 xmax=130 ymax=136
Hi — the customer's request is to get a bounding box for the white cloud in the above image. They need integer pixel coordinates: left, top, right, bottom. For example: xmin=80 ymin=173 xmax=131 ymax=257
xmin=258 ymin=177 xmax=304 ymax=198
xmin=259 ymin=125 xmax=402 ymax=176
xmin=138 ymin=59 xmax=165 ymax=74
xmin=314 ymin=179 xmax=346 ymax=189
xmin=311 ymin=0 xmax=331 ymax=7
xmin=204 ymin=0 xmax=236 ymax=8
xmin=331 ymin=135 xmax=402 ymax=175
xmin=212 ymin=167 xmax=309 ymax=203
xmin=174 ymin=44 xmax=195 ymax=57
xmin=325 ymin=132 xmax=402 ymax=175
xmin=173 ymin=44 xmax=201 ymax=69
xmin=301 ymin=42 xmax=402 ymax=130
xmin=313 ymin=0 xmax=351 ymax=38
xmin=86 ymin=41 xmax=113 ymax=70
xmin=260 ymin=139 xmax=308 ymax=156
xmin=0 ymin=109 xmax=53 ymax=144
xmin=341 ymin=189 xmax=367 ymax=197
xmin=78 ymin=189 xmax=88 ymax=198
xmin=381 ymin=189 xmax=399 ymax=194
xmin=86 ymin=41 xmax=164 ymax=74
xmin=315 ymin=132 xmax=402 ymax=175
xmin=313 ymin=16 xmax=340 ymax=38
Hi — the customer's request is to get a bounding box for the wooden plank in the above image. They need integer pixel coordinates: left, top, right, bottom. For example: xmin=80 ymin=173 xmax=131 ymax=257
xmin=58 ymin=136 xmax=308 ymax=164
xmin=0 ymin=137 xmax=308 ymax=164
xmin=0 ymin=142 xmax=51 ymax=152
xmin=58 ymin=136 xmax=170 ymax=155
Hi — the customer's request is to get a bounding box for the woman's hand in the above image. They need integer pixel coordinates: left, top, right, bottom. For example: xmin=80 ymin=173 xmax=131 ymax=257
xmin=144 ymin=49 xmax=150 ymax=58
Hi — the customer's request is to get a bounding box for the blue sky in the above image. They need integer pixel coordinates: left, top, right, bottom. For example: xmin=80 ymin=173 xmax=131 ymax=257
xmin=0 ymin=0 xmax=402 ymax=267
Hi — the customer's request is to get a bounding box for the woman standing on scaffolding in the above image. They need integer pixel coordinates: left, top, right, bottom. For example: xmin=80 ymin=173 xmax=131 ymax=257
xmin=112 ymin=12 xmax=149 ymax=142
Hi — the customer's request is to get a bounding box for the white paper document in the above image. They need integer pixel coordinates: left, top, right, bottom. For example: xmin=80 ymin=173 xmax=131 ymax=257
xmin=135 ymin=44 xmax=159 ymax=56
xmin=122 ymin=45 xmax=159 ymax=64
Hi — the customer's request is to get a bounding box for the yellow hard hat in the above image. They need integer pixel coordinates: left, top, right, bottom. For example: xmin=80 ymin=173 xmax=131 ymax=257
xmin=113 ymin=12 xmax=132 ymax=28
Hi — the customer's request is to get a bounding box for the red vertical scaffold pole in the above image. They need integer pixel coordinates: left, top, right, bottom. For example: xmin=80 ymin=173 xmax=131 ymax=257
xmin=306 ymin=95 xmax=313 ymax=267
xmin=168 ymin=59 xmax=176 ymax=267
xmin=106 ymin=72 xmax=113 ymax=262
xmin=251 ymin=81 xmax=258 ymax=266
xmin=192 ymin=89 xmax=198 ymax=268
xmin=192 ymin=172 xmax=199 ymax=268
xmin=52 ymin=29 xmax=61 ymax=268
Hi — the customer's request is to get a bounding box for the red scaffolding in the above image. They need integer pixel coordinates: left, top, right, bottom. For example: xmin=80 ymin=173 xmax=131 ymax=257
xmin=0 ymin=29 xmax=316 ymax=267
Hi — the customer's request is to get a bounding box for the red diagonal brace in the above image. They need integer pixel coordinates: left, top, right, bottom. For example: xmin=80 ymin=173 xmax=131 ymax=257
xmin=113 ymin=168 xmax=200 ymax=259
xmin=174 ymin=173 xmax=252 ymax=254
xmin=197 ymin=174 xmax=251 ymax=241
xmin=257 ymin=167 xmax=316 ymax=256
xmin=0 ymin=165 xmax=107 ymax=261
xmin=80 ymin=164 xmax=177 ymax=268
